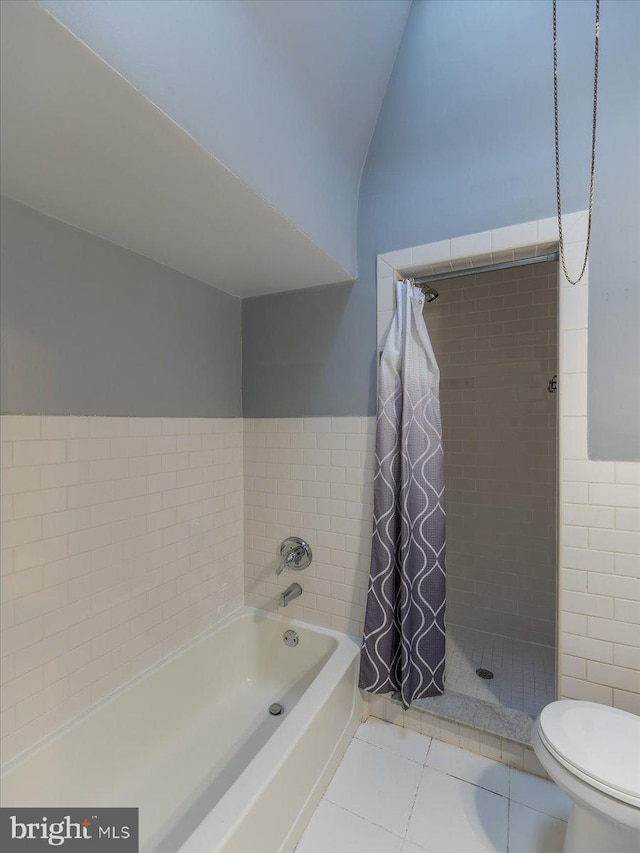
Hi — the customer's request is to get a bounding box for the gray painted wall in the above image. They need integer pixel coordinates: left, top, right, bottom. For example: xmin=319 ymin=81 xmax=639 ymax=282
xmin=242 ymin=0 xmax=640 ymax=461
xmin=1 ymin=197 xmax=242 ymax=417
xmin=242 ymin=283 xmax=354 ymax=418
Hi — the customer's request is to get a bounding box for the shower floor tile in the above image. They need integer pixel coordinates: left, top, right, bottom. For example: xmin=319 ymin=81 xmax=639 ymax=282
xmin=446 ymin=624 xmax=555 ymax=719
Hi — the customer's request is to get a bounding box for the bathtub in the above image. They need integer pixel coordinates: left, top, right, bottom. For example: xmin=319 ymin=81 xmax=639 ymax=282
xmin=0 ymin=607 xmax=362 ymax=852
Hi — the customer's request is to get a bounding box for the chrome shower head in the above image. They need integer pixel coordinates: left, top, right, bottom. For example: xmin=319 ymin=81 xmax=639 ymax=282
xmin=422 ymin=284 xmax=439 ymax=303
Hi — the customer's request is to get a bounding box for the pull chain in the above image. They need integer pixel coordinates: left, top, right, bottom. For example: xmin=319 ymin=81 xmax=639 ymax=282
xmin=553 ymin=0 xmax=600 ymax=285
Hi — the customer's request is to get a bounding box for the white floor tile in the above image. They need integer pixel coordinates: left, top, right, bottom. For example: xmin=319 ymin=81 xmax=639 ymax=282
xmin=508 ymin=802 xmax=567 ymax=853
xmin=325 ymin=738 xmax=423 ymax=836
xmin=406 ymin=767 xmax=508 ymax=853
xmin=425 ymin=739 xmax=510 ymax=796
xmin=356 ymin=718 xmax=431 ymax=764
xmin=296 ymin=800 xmax=403 ymax=853
xmin=400 ymin=841 xmax=433 ymax=853
xmin=509 ymin=769 xmax=572 ymax=821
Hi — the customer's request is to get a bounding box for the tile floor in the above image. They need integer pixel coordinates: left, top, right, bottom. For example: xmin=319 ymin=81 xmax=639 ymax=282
xmin=296 ymin=718 xmax=571 ymax=853
xmin=447 ymin=625 xmax=556 ymax=718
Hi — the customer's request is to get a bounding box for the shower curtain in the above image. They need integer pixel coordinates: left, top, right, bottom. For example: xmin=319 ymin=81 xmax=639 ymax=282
xmin=359 ymin=279 xmax=446 ymax=709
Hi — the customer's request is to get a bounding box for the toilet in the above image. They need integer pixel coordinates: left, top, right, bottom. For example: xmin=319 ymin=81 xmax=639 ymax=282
xmin=532 ymin=700 xmax=640 ymax=853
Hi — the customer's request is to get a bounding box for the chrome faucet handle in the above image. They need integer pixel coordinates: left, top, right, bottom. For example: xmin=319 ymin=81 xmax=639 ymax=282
xmin=275 ymin=548 xmax=297 ymax=576
xmin=276 ymin=537 xmax=312 ymax=576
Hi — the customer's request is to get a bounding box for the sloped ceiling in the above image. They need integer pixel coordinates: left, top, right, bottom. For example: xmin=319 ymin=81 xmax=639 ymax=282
xmin=1 ymin=0 xmax=411 ymax=296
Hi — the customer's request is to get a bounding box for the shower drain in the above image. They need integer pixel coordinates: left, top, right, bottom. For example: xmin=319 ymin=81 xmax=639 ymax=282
xmin=476 ymin=668 xmax=494 ymax=680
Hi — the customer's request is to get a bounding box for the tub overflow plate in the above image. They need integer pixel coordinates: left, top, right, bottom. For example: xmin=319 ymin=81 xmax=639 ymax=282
xmin=283 ymin=630 xmax=299 ymax=647
xmin=476 ymin=667 xmax=494 ymax=680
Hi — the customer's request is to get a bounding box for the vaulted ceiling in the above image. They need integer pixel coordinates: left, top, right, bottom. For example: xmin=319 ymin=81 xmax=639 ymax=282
xmin=1 ymin=0 xmax=411 ymax=296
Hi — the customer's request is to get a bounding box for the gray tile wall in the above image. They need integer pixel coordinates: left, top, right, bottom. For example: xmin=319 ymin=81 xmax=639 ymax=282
xmin=425 ymin=262 xmax=558 ymax=645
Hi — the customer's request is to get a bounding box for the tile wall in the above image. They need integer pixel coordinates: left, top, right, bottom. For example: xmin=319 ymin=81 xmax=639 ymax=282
xmin=424 ymin=261 xmax=558 ymax=645
xmin=1 ymin=415 xmax=243 ymax=763
xmin=244 ymin=417 xmax=375 ymax=636
xmin=557 ymin=290 xmax=640 ymax=711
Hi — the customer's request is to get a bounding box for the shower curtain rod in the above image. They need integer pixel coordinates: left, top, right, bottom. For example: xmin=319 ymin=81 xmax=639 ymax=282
xmin=409 ymin=251 xmax=559 ymax=287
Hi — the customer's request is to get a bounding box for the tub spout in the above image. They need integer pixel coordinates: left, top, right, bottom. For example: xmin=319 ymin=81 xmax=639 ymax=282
xmin=279 ymin=583 xmax=302 ymax=607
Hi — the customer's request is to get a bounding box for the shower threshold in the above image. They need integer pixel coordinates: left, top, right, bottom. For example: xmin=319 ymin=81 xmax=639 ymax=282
xmin=392 ymin=624 xmax=556 ymax=746
xmin=391 ymin=688 xmax=534 ymax=745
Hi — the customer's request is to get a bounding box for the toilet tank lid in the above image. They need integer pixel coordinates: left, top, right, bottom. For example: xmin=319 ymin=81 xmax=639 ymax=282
xmin=539 ymin=700 xmax=640 ymax=800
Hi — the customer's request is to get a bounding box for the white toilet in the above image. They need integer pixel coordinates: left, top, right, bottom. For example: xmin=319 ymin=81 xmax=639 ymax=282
xmin=532 ymin=700 xmax=640 ymax=853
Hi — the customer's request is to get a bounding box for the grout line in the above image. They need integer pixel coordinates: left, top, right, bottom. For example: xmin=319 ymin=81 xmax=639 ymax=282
xmin=402 ymin=764 xmax=423 ymax=841
xmin=353 ymin=729 xmax=430 ymax=765
xmin=321 ymin=795 xmax=407 ymax=843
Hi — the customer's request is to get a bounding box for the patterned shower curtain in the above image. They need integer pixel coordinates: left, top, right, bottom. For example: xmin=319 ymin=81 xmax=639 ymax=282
xmin=359 ymin=279 xmax=446 ymax=709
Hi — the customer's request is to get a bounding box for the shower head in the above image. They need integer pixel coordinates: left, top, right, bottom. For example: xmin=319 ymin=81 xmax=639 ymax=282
xmin=422 ymin=284 xmax=439 ymax=303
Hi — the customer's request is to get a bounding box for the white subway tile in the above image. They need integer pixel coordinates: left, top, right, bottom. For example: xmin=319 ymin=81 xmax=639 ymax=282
xmin=561 ymin=373 xmax=587 ymax=417
xmin=537 ymin=217 xmax=559 ymax=242
xmin=377 ymin=310 xmax=393 ymax=345
xmin=1 ymin=417 xmax=41 ymax=441
xmin=614 ymin=644 xmax=640 ymax=669
xmin=561 ymin=676 xmax=612 ymax=705
xmin=561 ymin=329 xmax=588 ymax=374
xmin=1 ymin=442 xmax=13 ymax=468
xmin=2 ymin=517 xmax=43 ymax=549
xmin=588 ymin=528 xmax=640 ymax=555
xmin=42 ymin=417 xmax=90 ymax=439
xmin=450 ymin=231 xmax=492 ymax=260
xmin=561 ymin=211 xmax=589 ymax=244
xmin=615 ymin=463 xmax=640 ymax=485
xmin=563 ymin=460 xmax=614 ymax=483
xmin=562 ymin=633 xmax=612 ymax=664
xmin=559 ymin=283 xmax=588 ymax=331
xmin=562 ymin=418 xmax=588 ymax=461
xmin=491 ymin=221 xmax=537 ymax=251
xmin=381 ymin=246 xmax=413 ymax=270
xmin=1 ymin=466 xmax=40 ymax=496
xmin=587 ymin=662 xmax=640 ymax=693
xmin=561 ymin=546 xmax=614 ymax=573
xmin=89 ymin=418 xmax=130 ymax=438
xmin=616 ymin=508 xmax=640 ymax=532
xmin=614 ymin=599 xmax=640 ymax=624
xmin=588 ymin=572 xmax=638 ymax=600
xmin=589 ymin=483 xmax=640 ymax=509
xmin=563 ymin=590 xmax=614 ymax=619
xmin=613 ymin=689 xmax=640 ymax=715
xmin=587 ymin=616 xmax=640 ymax=646
xmin=411 ymin=240 xmax=451 ymax=267
xmin=130 ymin=418 xmax=163 ymax=436
xmin=561 ymin=525 xmax=589 ymax=548
xmin=13 ymin=536 xmax=68 ymax=573
xmin=563 ymin=485 xmax=589 ymax=508
xmin=563 ymin=504 xmax=614 ymax=529
xmin=377 ymin=277 xmax=394 ymax=313
xmin=615 ymin=553 xmax=640 ymax=578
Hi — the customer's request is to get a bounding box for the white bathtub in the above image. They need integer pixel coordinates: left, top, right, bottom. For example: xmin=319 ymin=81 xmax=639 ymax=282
xmin=1 ymin=607 xmax=362 ymax=852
